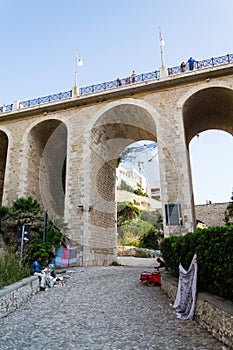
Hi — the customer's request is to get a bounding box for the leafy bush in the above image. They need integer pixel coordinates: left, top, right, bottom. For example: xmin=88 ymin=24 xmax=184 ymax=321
xmin=160 ymin=225 xmax=233 ymax=300
xmin=0 ymin=252 xmax=30 ymax=289
xmin=139 ymin=226 xmax=159 ymax=250
xmin=0 ymin=197 xmax=70 ymax=270
xmin=117 ymin=180 xmax=134 ymax=193
xmin=117 ymin=218 xmax=154 ymax=246
xmin=117 ymin=202 xmax=140 ymax=227
xmin=224 ymin=191 xmax=233 ymax=225
xmin=133 ymin=188 xmax=148 ymax=197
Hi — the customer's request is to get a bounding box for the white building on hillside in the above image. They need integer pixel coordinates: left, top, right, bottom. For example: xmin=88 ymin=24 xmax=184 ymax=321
xmin=116 ymin=165 xmax=147 ymax=193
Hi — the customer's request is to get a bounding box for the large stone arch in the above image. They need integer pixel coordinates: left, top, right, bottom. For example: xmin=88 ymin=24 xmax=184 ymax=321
xmin=181 ymin=86 xmax=233 ymax=225
xmin=79 ymin=100 xmax=159 ymax=266
xmin=183 ymin=86 xmax=233 ymax=143
xmin=26 ymin=119 xmax=68 ymax=216
xmin=0 ymin=130 xmax=9 ymax=205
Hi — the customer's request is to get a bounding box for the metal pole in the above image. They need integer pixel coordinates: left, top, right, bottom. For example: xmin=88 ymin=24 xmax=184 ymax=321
xmin=166 ymin=204 xmax=170 ymax=235
xmin=43 ymin=210 xmax=48 ymax=242
xmin=20 ymin=225 xmax=25 ymax=267
xmin=178 ymin=205 xmax=182 ymax=235
xmin=159 ymin=28 xmax=165 ymax=67
xmin=75 ymin=50 xmax=78 ymax=88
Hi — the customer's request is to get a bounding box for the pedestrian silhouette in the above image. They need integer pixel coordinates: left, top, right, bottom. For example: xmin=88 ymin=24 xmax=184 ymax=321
xmin=131 ymin=70 xmax=136 ymax=83
xmin=187 ymin=57 xmax=195 ymax=71
xmin=116 ymin=77 xmax=122 ymax=87
xmin=126 ymin=76 xmax=131 ymax=85
xmin=180 ymin=61 xmax=186 ymax=72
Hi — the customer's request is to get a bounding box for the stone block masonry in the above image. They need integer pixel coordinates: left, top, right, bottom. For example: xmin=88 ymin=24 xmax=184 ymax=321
xmin=0 ymin=276 xmax=39 ymax=318
xmin=0 ymin=63 xmax=232 ymax=266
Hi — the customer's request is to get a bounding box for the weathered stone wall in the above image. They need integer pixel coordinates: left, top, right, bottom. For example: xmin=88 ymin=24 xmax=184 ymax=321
xmin=0 ymin=276 xmax=39 ymax=318
xmin=195 ymin=202 xmax=229 ymax=227
xmin=117 ymin=190 xmax=162 ymax=211
xmin=161 ymin=274 xmax=233 ymax=349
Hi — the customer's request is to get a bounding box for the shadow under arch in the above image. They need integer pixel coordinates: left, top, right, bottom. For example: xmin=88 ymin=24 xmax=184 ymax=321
xmin=0 ymin=130 xmax=8 ymax=205
xmin=183 ymin=86 xmax=233 ymax=219
xmin=27 ymin=119 xmax=67 ymax=216
xmin=183 ymin=86 xmax=233 ymax=144
xmin=87 ymin=103 xmax=158 ymax=228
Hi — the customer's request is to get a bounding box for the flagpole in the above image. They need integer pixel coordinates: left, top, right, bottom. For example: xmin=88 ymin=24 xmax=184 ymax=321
xmin=159 ymin=27 xmax=165 ymax=67
xmin=74 ymin=50 xmax=83 ymax=96
xmin=75 ymin=50 xmax=78 ymax=88
xmin=159 ymin=28 xmax=167 ymax=79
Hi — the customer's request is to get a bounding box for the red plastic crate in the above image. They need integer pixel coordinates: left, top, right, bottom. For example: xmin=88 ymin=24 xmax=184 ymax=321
xmin=140 ymin=271 xmax=161 ymax=286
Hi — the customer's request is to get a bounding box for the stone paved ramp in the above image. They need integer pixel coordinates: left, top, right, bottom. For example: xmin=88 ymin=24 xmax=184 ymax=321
xmin=117 ymin=257 xmax=157 ymax=268
xmin=0 ymin=266 xmax=225 ymax=350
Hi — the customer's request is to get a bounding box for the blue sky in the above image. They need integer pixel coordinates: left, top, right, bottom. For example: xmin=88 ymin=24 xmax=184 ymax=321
xmin=0 ymin=0 xmax=233 ymax=204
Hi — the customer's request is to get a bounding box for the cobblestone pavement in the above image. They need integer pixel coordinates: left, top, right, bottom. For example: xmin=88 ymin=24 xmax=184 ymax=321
xmin=0 ymin=265 xmax=226 ymax=350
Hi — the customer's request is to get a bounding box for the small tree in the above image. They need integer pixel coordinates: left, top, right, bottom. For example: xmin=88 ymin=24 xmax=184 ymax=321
xmin=117 ymin=202 xmax=140 ymax=227
xmin=1 ymin=197 xmax=70 ymax=266
xmin=139 ymin=226 xmax=159 ymax=250
xmin=224 ymin=190 xmax=233 ymax=225
xmin=117 ymin=180 xmax=134 ymax=193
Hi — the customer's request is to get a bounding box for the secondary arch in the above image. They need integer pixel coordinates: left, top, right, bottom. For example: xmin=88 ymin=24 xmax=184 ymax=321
xmin=26 ymin=119 xmax=68 ymax=216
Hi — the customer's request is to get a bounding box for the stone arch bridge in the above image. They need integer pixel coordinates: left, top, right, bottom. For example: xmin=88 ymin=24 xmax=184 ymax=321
xmin=0 ymin=61 xmax=232 ymax=266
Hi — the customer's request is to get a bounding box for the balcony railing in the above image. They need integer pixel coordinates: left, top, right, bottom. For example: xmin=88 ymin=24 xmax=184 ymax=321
xmin=0 ymin=53 xmax=233 ymax=114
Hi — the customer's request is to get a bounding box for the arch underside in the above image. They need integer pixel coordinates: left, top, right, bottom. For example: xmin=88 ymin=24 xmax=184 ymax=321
xmin=89 ymin=104 xmax=158 ymax=230
xmin=183 ymin=87 xmax=233 ymax=144
xmin=27 ymin=120 xmax=67 ymax=216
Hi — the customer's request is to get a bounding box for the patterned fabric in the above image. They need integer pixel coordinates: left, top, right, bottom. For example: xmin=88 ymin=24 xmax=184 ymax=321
xmin=55 ymin=247 xmax=78 ymax=267
xmin=173 ymin=254 xmax=198 ymax=320
xmin=55 ymin=248 xmax=63 ymax=267
xmin=69 ymin=247 xmax=78 ymax=267
xmin=62 ymin=249 xmax=70 ymax=267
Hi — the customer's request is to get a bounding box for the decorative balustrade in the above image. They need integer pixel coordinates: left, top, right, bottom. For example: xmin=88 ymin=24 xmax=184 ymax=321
xmin=0 ymin=53 xmax=233 ymax=114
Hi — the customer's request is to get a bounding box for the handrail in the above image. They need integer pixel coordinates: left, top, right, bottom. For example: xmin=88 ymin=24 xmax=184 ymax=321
xmin=0 ymin=53 xmax=233 ymax=114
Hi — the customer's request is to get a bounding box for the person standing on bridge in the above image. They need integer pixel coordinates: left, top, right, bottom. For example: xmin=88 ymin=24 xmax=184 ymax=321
xmin=180 ymin=61 xmax=186 ymax=72
xmin=116 ymin=77 xmax=122 ymax=87
xmin=131 ymin=70 xmax=136 ymax=83
xmin=187 ymin=57 xmax=196 ymax=71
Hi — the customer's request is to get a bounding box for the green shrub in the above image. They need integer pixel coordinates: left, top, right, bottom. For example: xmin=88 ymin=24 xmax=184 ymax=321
xmin=160 ymin=225 xmax=233 ymax=300
xmin=139 ymin=227 xmax=159 ymax=250
xmin=0 ymin=252 xmax=30 ymax=289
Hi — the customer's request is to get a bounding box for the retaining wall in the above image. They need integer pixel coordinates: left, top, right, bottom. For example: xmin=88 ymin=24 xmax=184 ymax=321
xmin=161 ymin=274 xmax=233 ymax=349
xmin=0 ymin=276 xmax=39 ymax=318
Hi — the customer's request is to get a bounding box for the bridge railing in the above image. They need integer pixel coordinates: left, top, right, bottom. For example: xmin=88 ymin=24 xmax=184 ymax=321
xmin=167 ymin=54 xmax=233 ymax=75
xmin=0 ymin=53 xmax=233 ymax=114
xmin=19 ymin=90 xmax=72 ymax=109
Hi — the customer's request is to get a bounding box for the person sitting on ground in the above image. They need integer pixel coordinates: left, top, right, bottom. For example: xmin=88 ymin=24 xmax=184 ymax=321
xmin=31 ymin=256 xmax=43 ymax=274
xmin=31 ymin=256 xmax=47 ymax=291
xmin=155 ymin=257 xmax=165 ymax=269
